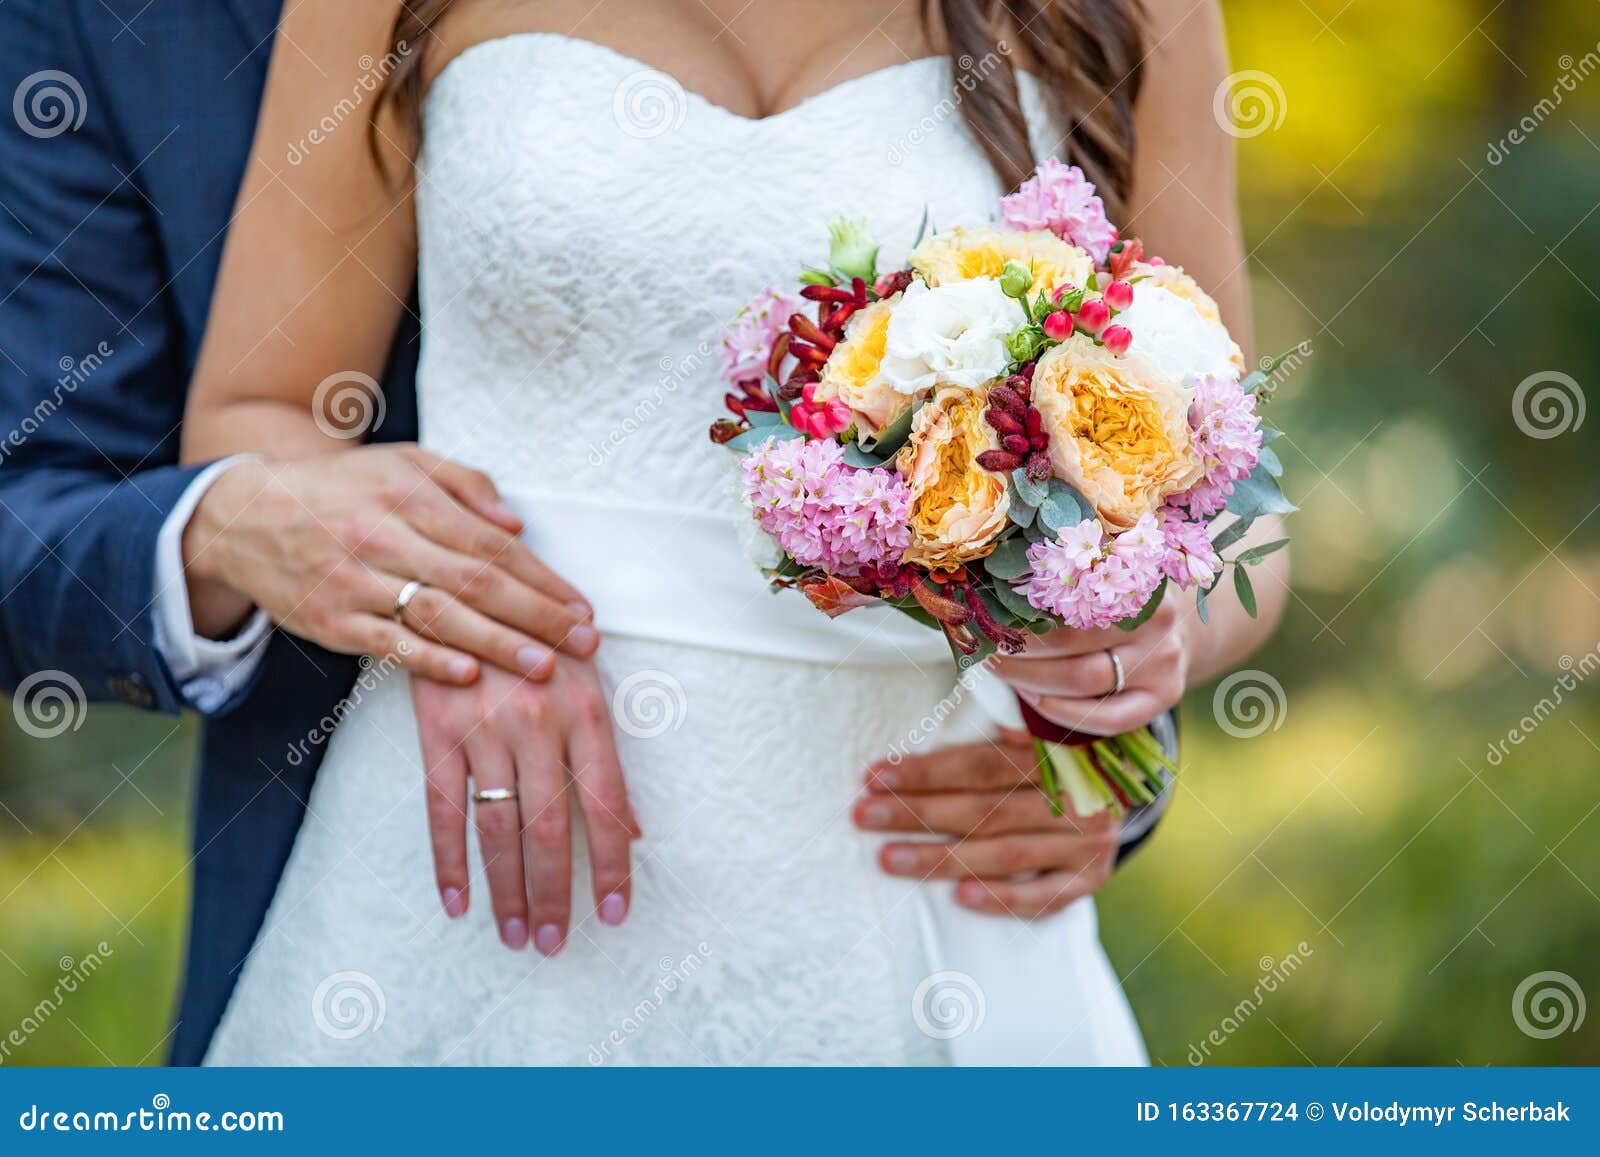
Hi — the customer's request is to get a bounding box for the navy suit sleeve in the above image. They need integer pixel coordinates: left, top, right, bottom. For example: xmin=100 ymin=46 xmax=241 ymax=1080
xmin=0 ymin=0 xmax=206 ymax=711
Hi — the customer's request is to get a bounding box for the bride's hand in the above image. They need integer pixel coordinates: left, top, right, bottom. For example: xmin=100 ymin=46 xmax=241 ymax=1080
xmin=990 ymin=598 xmax=1193 ymax=736
xmin=412 ymin=659 xmax=641 ymax=955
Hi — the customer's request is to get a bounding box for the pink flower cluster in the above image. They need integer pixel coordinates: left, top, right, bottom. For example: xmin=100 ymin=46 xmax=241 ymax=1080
xmin=1000 ymin=158 xmax=1118 ymax=264
xmin=1156 ymin=506 xmax=1220 ymax=591
xmin=1171 ymin=375 xmax=1264 ymax=517
xmin=720 ymin=288 xmax=802 ymax=386
xmin=741 ymin=435 xmax=912 ymax=576
xmin=1015 ymin=515 xmax=1165 ymax=629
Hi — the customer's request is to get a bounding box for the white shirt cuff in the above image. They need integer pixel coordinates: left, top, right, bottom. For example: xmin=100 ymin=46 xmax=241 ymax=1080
xmin=151 ymin=456 xmax=272 ymax=714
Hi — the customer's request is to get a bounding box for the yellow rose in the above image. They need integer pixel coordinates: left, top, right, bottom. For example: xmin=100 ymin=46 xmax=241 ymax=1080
xmin=1031 ymin=336 xmax=1203 ymax=531
xmin=894 ymin=386 xmax=1010 ymax=569
xmin=814 ymin=295 xmax=913 ymax=439
xmin=910 ymin=226 xmax=1093 ymax=297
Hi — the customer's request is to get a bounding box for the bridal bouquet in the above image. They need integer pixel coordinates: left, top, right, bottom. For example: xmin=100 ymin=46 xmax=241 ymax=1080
xmin=709 ymin=160 xmax=1293 ymax=817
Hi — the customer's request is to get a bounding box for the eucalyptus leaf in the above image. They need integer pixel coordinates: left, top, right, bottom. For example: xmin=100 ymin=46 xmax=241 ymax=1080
xmin=1240 ymin=370 xmax=1268 ymax=395
xmin=1038 ymin=478 xmax=1093 ymax=535
xmin=1233 ymin=563 xmax=1258 ymax=618
xmin=859 ymin=397 xmax=920 ymax=459
xmin=983 ymin=536 xmax=1034 ymax=581
xmin=912 ymin=205 xmax=933 ymax=249
xmin=992 ymin=578 xmax=1047 ymax=623
xmin=1261 ymin=424 xmax=1285 ymax=442
xmin=841 ymin=443 xmax=890 ymax=469
xmin=724 ymin=425 xmax=803 ymax=453
xmin=1258 ymin=444 xmax=1283 ymax=478
xmin=1117 ymin=580 xmax=1167 ymax=632
xmin=1007 ymin=493 xmax=1039 ymax=529
xmin=1010 ymin=468 xmax=1049 ymax=508
xmin=746 ymin=408 xmax=783 ymax=427
xmin=1224 ymin=460 xmax=1297 ymax=521
xmin=1196 ymin=583 xmax=1210 ymax=625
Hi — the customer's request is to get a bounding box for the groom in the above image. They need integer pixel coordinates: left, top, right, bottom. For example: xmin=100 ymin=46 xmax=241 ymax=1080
xmin=0 ymin=0 xmax=1163 ymax=1065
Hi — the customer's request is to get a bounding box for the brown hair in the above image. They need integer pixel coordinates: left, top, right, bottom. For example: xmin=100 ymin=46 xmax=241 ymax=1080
xmin=373 ymin=0 xmax=1145 ymax=215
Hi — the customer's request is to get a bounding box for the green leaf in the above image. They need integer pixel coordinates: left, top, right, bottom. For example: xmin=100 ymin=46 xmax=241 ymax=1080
xmin=1010 ymin=468 xmax=1049 ymax=508
xmin=983 ymin=536 xmax=1034 ymax=581
xmin=991 ymin=577 xmax=1047 ymax=623
xmin=1007 ymin=494 xmax=1038 ymax=529
xmin=1240 ymin=370 xmax=1269 ymax=395
xmin=724 ymin=425 xmax=803 ymax=453
xmin=1209 ymin=516 xmax=1257 ymax=553
xmin=1195 ymin=583 xmax=1210 ymax=624
xmin=841 ymin=443 xmax=890 ymax=469
xmin=912 ymin=205 xmax=933 ymax=249
xmin=1233 ymin=563 xmax=1258 ymax=618
xmin=1258 ymin=444 xmax=1283 ymax=477
xmin=746 ymin=408 xmax=783 ymax=427
xmin=799 ymin=267 xmax=837 ymax=287
xmin=1261 ymin=424 xmax=1284 ymax=442
xmin=1037 ymin=479 xmax=1094 ymax=536
xmin=858 ymin=397 xmax=920 ymax=459
xmin=1117 ymin=579 xmax=1167 ymax=631
xmin=1224 ymin=460 xmax=1297 ymax=521
xmin=1235 ymin=537 xmax=1290 ymax=565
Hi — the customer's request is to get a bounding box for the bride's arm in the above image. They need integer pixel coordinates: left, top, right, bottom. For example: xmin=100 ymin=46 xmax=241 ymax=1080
xmin=181 ymin=1 xmax=418 ymax=462
xmin=992 ymin=0 xmax=1287 ymax=735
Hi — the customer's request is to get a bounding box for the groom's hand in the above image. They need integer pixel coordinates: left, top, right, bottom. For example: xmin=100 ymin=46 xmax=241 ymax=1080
xmin=852 ymin=730 xmax=1120 ymax=918
xmin=181 ymin=447 xmax=600 ymax=684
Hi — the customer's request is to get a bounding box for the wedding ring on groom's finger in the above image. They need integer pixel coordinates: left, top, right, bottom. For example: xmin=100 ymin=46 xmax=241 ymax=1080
xmin=393 ymin=579 xmax=426 ymax=625
xmin=1104 ymin=649 xmax=1127 ymax=697
xmin=472 ymin=787 xmax=518 ymax=804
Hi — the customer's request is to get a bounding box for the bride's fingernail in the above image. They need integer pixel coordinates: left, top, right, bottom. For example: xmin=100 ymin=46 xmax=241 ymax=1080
xmin=447 ymin=657 xmax=476 ymax=683
xmin=516 ymin=645 xmax=553 ymax=675
xmin=501 ymin=917 xmax=528 ymax=950
xmin=883 ymin=847 xmax=917 ymax=874
xmin=570 ymin=624 xmax=601 ymax=653
xmin=859 ymin=801 xmax=892 ymax=828
xmin=442 ymin=887 xmax=467 ymax=918
xmin=568 ymin=600 xmax=594 ymax=621
xmin=599 ymin=893 xmax=627 ymax=926
xmin=869 ymin=768 xmax=899 ymax=791
xmin=534 ymin=924 xmax=564 ymax=956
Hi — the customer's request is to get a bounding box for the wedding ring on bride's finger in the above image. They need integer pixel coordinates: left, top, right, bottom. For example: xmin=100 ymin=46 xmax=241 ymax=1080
xmin=1104 ymin=649 xmax=1126 ymax=697
xmin=472 ymin=787 xmax=518 ymax=804
xmin=393 ymin=579 xmax=427 ymax=624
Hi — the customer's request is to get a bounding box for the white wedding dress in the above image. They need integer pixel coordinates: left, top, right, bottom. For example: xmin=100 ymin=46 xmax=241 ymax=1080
xmin=205 ymin=34 xmax=1147 ymax=1067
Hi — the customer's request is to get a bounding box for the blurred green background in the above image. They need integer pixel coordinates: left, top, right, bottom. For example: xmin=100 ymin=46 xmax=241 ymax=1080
xmin=2 ymin=0 xmax=1597 ymax=1065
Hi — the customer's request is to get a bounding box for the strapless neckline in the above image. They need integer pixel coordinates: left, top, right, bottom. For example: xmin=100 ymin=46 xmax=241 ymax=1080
xmin=428 ymin=31 xmax=951 ymax=128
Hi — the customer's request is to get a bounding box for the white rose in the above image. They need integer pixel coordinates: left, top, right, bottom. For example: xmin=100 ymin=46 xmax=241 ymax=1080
xmin=878 ymin=277 xmax=1024 ymax=395
xmin=1113 ymin=284 xmax=1240 ymax=385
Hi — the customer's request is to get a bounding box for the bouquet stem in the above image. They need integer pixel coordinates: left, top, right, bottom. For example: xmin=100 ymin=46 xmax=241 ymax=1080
xmin=1018 ymin=697 xmax=1176 ymax=818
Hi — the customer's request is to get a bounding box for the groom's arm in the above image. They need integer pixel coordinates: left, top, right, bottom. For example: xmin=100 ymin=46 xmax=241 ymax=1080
xmin=0 ymin=0 xmax=266 ymax=711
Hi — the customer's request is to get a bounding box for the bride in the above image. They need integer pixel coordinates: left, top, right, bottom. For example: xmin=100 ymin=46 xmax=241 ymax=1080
xmin=182 ymin=0 xmax=1282 ymax=1065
